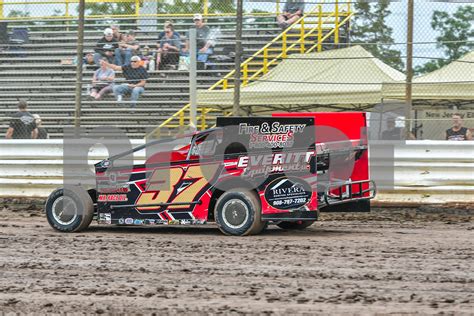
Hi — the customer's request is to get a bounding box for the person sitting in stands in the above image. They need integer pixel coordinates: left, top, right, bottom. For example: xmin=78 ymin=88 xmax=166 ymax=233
xmin=445 ymin=113 xmax=473 ymax=141
xmin=33 ymin=114 xmax=49 ymax=139
xmin=182 ymin=14 xmax=215 ymax=67
xmin=93 ymin=28 xmax=118 ymax=65
xmin=83 ymin=53 xmax=96 ymax=68
xmin=111 ymin=24 xmax=126 ymax=42
xmin=5 ymin=100 xmax=38 ymax=139
xmin=156 ymin=24 xmax=181 ymax=71
xmin=277 ymin=0 xmax=305 ymax=29
xmin=139 ymin=46 xmax=155 ymax=70
xmin=90 ymin=58 xmax=115 ymax=100
xmin=104 ymin=56 xmax=148 ymax=111
xmin=157 ymin=20 xmax=181 ymax=44
xmin=115 ymin=30 xmax=140 ymax=66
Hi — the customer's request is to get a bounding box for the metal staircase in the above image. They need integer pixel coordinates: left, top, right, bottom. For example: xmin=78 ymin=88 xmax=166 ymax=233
xmin=153 ymin=0 xmax=354 ymax=137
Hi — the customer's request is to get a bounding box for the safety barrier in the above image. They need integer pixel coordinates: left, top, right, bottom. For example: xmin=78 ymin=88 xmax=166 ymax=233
xmin=373 ymin=140 xmax=474 ymax=205
xmin=0 ymin=140 xmax=473 ymax=202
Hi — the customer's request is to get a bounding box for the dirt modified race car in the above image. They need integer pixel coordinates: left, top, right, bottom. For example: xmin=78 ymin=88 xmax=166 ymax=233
xmin=46 ymin=112 xmax=376 ymax=236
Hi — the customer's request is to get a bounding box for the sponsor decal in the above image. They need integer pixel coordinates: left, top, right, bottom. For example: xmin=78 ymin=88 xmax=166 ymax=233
xmin=98 ymin=213 xmax=112 ymax=224
xmin=238 ymin=122 xmax=307 ymax=149
xmin=264 ymin=177 xmax=312 ymax=210
xmin=98 ymin=194 xmax=128 ymax=202
xmin=98 ymin=186 xmax=130 ymax=194
xmin=237 ymin=151 xmax=314 ymax=178
xmin=116 ymin=218 xmax=205 ymax=226
xmin=97 ymin=172 xmax=130 ymax=193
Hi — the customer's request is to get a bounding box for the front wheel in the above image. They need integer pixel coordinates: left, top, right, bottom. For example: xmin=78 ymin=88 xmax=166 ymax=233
xmin=45 ymin=186 xmax=94 ymax=232
xmin=215 ymin=189 xmax=265 ymax=236
xmin=277 ymin=220 xmax=315 ymax=230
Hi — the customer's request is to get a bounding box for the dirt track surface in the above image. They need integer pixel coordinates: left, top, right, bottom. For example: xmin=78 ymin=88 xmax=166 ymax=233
xmin=1 ymin=206 xmax=473 ymax=315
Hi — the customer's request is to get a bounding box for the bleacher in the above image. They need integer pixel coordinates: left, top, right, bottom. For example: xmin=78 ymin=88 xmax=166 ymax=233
xmin=0 ymin=16 xmax=282 ymax=138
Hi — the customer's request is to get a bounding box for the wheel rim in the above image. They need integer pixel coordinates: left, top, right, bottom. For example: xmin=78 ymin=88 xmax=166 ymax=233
xmin=52 ymin=196 xmax=78 ymax=226
xmin=222 ymin=199 xmax=249 ymax=229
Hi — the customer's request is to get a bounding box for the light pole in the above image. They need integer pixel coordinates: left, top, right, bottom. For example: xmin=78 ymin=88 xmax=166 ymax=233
xmin=74 ymin=0 xmax=85 ymax=131
xmin=233 ymin=0 xmax=244 ymax=116
xmin=405 ymin=0 xmax=414 ymax=139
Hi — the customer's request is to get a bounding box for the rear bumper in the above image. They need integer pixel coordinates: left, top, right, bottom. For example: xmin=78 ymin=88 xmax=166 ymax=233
xmin=321 ymin=180 xmax=376 ymax=208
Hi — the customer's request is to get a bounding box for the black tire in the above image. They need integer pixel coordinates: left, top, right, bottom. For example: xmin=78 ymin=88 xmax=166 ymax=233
xmin=45 ymin=186 xmax=94 ymax=232
xmin=214 ymin=188 xmax=265 ymax=236
xmin=277 ymin=220 xmax=315 ymax=230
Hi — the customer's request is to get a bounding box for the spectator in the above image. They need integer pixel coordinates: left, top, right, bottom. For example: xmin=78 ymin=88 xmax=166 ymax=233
xmin=83 ymin=52 xmax=97 ymax=69
xmin=111 ymin=24 xmax=126 ymax=42
xmin=115 ymin=30 xmax=140 ymax=66
xmin=104 ymin=56 xmax=148 ymax=111
xmin=5 ymin=100 xmax=38 ymax=139
xmin=445 ymin=113 xmax=473 ymax=141
xmin=277 ymin=0 xmax=305 ymax=29
xmin=156 ymin=24 xmax=181 ymax=71
xmin=90 ymin=58 xmax=115 ymax=100
xmin=33 ymin=114 xmax=49 ymax=139
xmin=381 ymin=117 xmax=402 ymax=140
xmin=183 ymin=14 xmax=215 ymax=66
xmin=157 ymin=20 xmax=181 ymax=44
xmin=140 ymin=45 xmax=155 ymax=71
xmin=93 ymin=28 xmax=118 ymax=65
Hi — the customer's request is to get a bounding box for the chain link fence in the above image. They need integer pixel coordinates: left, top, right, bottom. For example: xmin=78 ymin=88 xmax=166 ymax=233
xmin=0 ymin=0 xmax=472 ymax=140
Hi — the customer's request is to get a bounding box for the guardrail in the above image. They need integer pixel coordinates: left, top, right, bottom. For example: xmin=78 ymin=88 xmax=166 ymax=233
xmin=1 ymin=140 xmax=473 ymax=202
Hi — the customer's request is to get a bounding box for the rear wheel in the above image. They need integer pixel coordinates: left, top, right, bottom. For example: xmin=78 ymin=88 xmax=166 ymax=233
xmin=215 ymin=189 xmax=265 ymax=236
xmin=277 ymin=220 xmax=315 ymax=230
xmin=45 ymin=186 xmax=94 ymax=232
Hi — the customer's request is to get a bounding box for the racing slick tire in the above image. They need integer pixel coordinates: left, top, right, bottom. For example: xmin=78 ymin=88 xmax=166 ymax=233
xmin=215 ymin=189 xmax=266 ymax=236
xmin=277 ymin=220 xmax=315 ymax=230
xmin=45 ymin=186 xmax=94 ymax=232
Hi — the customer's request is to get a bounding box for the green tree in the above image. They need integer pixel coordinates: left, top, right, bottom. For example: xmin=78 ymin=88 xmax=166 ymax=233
xmin=156 ymin=0 xmax=202 ymax=15
xmin=415 ymin=5 xmax=473 ymax=74
xmin=209 ymin=0 xmax=235 ymax=14
xmin=7 ymin=10 xmax=31 ymax=18
xmin=84 ymin=2 xmax=135 ymax=16
xmin=156 ymin=0 xmax=234 ymax=15
xmin=350 ymin=0 xmax=404 ymax=71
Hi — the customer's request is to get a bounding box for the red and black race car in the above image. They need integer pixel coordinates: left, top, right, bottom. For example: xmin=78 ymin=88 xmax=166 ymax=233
xmin=45 ymin=113 xmax=375 ymax=236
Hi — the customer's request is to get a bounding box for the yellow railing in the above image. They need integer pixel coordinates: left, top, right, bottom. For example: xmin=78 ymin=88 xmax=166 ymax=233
xmin=0 ymin=0 xmax=285 ymax=20
xmin=155 ymin=0 xmax=353 ymax=135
